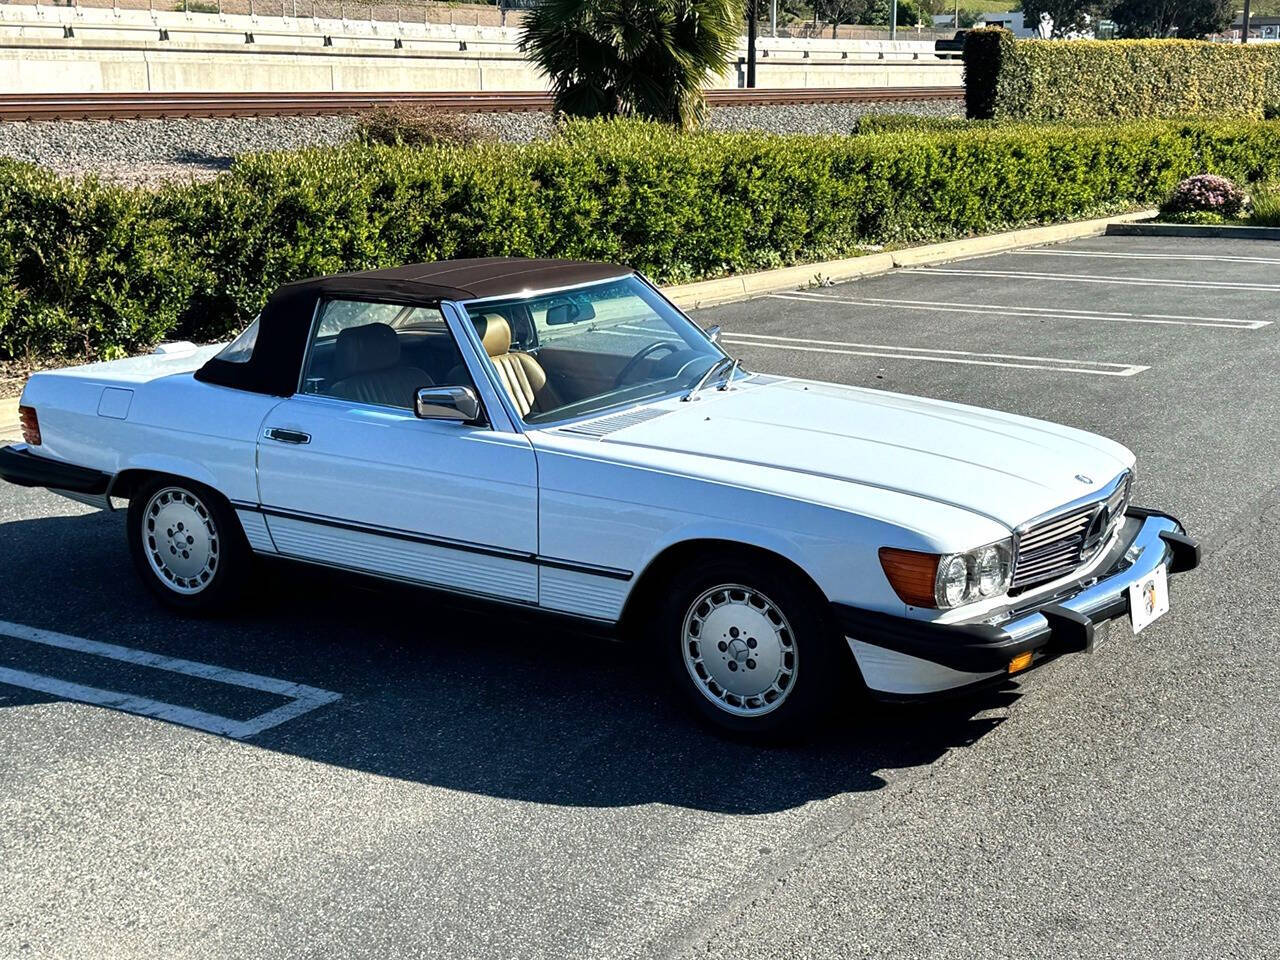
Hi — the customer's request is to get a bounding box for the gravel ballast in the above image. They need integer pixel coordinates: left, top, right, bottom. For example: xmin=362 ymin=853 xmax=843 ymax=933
xmin=0 ymin=99 xmax=962 ymax=184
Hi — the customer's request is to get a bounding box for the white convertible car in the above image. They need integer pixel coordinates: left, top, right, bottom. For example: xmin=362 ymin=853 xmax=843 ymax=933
xmin=1 ymin=259 xmax=1199 ymax=733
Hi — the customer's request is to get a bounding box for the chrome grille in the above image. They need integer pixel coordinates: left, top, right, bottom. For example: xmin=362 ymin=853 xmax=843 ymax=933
xmin=1011 ymin=474 xmax=1131 ymax=591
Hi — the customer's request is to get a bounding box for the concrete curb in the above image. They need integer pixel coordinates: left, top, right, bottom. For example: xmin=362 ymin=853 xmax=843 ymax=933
xmin=662 ymin=210 xmax=1157 ymax=310
xmin=1106 ymin=222 xmax=1280 ymax=241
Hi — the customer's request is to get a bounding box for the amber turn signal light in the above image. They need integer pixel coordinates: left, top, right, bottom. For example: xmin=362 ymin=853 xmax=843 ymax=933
xmin=18 ymin=405 xmax=40 ymax=446
xmin=878 ymin=547 xmax=940 ymax=608
xmin=1008 ymin=651 xmax=1033 ymax=674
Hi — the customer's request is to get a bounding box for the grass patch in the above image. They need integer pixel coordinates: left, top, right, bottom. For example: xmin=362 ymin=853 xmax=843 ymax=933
xmin=1249 ymin=182 xmax=1280 ymax=226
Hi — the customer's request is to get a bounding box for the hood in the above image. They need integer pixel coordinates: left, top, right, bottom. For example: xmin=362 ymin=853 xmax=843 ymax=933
xmin=556 ymin=378 xmax=1134 ymax=530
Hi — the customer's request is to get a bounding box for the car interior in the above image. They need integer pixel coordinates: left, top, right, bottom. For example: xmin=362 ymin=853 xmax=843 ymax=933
xmin=301 ymin=284 xmax=719 ymax=421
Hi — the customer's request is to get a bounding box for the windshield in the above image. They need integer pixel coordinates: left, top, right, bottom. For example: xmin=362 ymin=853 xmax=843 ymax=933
xmin=461 ymin=275 xmax=731 ymax=424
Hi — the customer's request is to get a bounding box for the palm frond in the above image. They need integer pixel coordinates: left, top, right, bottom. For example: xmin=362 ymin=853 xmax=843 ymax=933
xmin=520 ymin=0 xmax=744 ymax=129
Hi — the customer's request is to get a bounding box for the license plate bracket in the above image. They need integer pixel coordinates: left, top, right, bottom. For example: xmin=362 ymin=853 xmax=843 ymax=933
xmin=1128 ymin=564 xmax=1170 ymax=634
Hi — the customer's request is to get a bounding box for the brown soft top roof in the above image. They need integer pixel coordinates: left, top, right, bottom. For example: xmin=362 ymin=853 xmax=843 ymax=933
xmin=195 ymin=257 xmax=633 ymax=397
xmin=277 ymin=257 xmax=632 ymax=303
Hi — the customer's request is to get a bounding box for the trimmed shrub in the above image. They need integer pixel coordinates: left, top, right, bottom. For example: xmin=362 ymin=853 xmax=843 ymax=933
xmin=4 ymin=117 xmax=1280 ymax=361
xmin=965 ymin=31 xmax=1280 ymax=121
xmin=1161 ymin=174 xmax=1246 ymax=218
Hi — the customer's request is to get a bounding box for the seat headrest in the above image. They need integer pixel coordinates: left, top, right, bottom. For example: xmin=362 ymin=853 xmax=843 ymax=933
xmin=331 ymin=322 xmax=401 ymax=381
xmin=474 ymin=313 xmax=512 ymax=357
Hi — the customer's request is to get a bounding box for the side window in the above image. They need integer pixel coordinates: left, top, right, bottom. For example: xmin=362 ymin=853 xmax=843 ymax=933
xmin=300 ymin=298 xmax=469 ymax=410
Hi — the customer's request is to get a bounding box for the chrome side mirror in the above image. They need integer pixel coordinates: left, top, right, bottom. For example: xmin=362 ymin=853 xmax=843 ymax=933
xmin=704 ymin=324 xmax=722 ymax=344
xmin=415 ymin=386 xmax=483 ymax=424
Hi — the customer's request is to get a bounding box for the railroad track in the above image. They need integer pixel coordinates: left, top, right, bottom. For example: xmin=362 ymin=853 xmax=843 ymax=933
xmin=0 ymin=87 xmax=963 ymax=121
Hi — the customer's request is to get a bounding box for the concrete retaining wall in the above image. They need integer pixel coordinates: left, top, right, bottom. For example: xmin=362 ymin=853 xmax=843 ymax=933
xmin=0 ymin=42 xmax=961 ymax=95
xmin=0 ymin=3 xmax=962 ymax=94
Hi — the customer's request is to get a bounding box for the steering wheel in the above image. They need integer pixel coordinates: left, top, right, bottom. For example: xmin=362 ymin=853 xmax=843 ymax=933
xmin=613 ymin=340 xmax=682 ymax=388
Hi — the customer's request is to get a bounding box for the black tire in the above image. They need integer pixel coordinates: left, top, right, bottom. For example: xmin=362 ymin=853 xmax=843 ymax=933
xmin=126 ymin=475 xmax=250 ymax=615
xmin=654 ymin=554 xmax=848 ymax=738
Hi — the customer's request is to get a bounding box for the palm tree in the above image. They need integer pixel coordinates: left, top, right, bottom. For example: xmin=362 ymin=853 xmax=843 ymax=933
xmin=519 ymin=0 xmax=742 ymax=130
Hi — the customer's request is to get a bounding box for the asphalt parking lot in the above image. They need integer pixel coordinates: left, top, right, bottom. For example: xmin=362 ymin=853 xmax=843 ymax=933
xmin=2 ymin=233 xmax=1278 ymax=959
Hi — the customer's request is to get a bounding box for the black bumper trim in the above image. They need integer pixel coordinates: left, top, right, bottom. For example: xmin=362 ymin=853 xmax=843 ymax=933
xmin=833 ymin=604 xmax=1049 ymax=673
xmin=836 ymin=508 xmax=1198 ymax=676
xmin=0 ymin=445 xmax=112 ymax=495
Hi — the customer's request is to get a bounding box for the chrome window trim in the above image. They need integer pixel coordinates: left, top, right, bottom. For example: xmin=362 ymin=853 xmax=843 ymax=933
xmin=279 ymin=391 xmax=498 ymax=432
xmin=633 ymin=271 xmax=726 ymax=353
xmin=294 ymin=296 xmax=326 ymax=397
xmin=440 ymin=299 xmax=521 ymax=434
xmin=458 ymin=272 xmax=635 ymax=308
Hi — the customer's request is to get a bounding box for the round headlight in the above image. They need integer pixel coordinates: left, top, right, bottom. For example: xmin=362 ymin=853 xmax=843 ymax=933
xmin=975 ymin=545 xmax=1007 ymax=597
xmin=938 ymin=554 xmax=970 ymax=607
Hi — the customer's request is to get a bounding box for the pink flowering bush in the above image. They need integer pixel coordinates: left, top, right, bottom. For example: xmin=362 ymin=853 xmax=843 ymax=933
xmin=1161 ymin=174 xmax=1246 ymax=218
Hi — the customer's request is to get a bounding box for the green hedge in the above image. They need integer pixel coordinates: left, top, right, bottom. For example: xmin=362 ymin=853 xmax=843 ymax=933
xmin=4 ymin=117 xmax=1280 ymax=361
xmin=965 ymin=30 xmax=1280 ymax=122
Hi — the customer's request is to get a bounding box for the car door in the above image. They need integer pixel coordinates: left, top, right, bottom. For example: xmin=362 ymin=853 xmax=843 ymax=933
xmin=254 ymin=296 xmax=540 ymax=604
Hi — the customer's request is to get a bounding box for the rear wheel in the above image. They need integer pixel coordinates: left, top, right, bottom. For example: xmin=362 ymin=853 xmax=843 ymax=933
xmin=127 ymin=476 xmax=248 ymax=614
xmin=655 ymin=556 xmax=845 ymax=737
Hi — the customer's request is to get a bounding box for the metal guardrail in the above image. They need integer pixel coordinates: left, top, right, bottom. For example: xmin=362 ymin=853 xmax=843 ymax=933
xmin=0 ymin=87 xmax=965 ymax=120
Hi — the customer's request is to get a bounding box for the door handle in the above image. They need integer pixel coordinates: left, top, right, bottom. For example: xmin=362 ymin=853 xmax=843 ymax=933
xmin=264 ymin=428 xmax=311 ymax=445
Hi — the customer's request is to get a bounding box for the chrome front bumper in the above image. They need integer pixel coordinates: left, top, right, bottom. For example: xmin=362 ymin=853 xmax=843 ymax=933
xmin=833 ymin=508 xmax=1200 ymax=686
xmin=985 ymin=508 xmax=1198 ymax=649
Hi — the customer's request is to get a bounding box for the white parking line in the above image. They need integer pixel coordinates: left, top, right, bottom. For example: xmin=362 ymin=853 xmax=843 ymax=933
xmin=722 ymin=331 xmax=1148 ymax=377
xmin=909 ymin=267 xmax=1280 ymax=292
xmin=1014 ymin=249 xmax=1280 ymax=266
xmin=771 ymin=292 xmax=1271 ymax=330
xmin=0 ymin=620 xmax=340 ymax=738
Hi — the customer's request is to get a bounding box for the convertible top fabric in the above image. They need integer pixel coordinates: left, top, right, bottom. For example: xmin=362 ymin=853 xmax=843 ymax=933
xmin=194 ymin=257 xmax=630 ymax=397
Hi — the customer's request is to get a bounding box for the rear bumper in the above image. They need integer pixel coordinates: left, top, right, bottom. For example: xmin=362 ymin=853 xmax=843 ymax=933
xmin=0 ymin=444 xmax=112 ymax=495
xmin=835 ymin=508 xmax=1199 ymax=698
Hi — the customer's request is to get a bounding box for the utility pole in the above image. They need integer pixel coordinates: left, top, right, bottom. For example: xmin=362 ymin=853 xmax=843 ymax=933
xmin=891 ymin=0 xmax=898 ymax=39
xmin=746 ymin=0 xmax=758 ymax=87
xmin=771 ymin=0 xmax=777 ymax=38
xmin=1242 ymin=0 xmax=1252 ymax=43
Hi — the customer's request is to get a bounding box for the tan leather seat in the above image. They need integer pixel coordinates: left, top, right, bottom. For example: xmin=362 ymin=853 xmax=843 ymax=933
xmin=473 ymin=313 xmax=560 ymax=417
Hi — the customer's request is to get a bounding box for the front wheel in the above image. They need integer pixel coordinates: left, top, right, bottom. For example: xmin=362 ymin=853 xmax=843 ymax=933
xmin=655 ymin=557 xmax=846 ymax=737
xmin=126 ymin=476 xmax=249 ymax=614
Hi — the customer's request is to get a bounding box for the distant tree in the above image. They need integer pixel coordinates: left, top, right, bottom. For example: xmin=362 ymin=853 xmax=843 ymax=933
xmin=864 ymin=0 xmax=925 ymax=25
xmin=1108 ymin=0 xmax=1233 ymax=37
xmin=1020 ymin=0 xmax=1104 ymax=34
xmin=816 ymin=0 xmax=923 ymax=32
xmin=519 ymin=0 xmax=742 ymax=129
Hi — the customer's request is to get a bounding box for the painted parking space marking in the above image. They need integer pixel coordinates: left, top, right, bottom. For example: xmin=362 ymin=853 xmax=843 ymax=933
xmin=0 ymin=619 xmax=340 ymax=738
xmin=722 ymin=330 xmax=1148 ymax=377
xmin=1014 ymin=248 xmax=1280 ymax=266
xmin=908 ymin=266 xmax=1280 ymax=292
xmin=771 ymin=292 xmax=1271 ymax=330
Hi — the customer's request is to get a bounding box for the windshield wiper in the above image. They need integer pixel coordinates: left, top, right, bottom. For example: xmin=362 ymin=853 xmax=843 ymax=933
xmin=717 ymin=358 xmax=742 ymax=391
xmin=682 ymin=355 xmax=735 ymax=402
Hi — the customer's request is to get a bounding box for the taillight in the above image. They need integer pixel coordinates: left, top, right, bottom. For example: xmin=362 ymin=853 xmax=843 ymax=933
xmin=18 ymin=405 xmax=40 ymax=446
